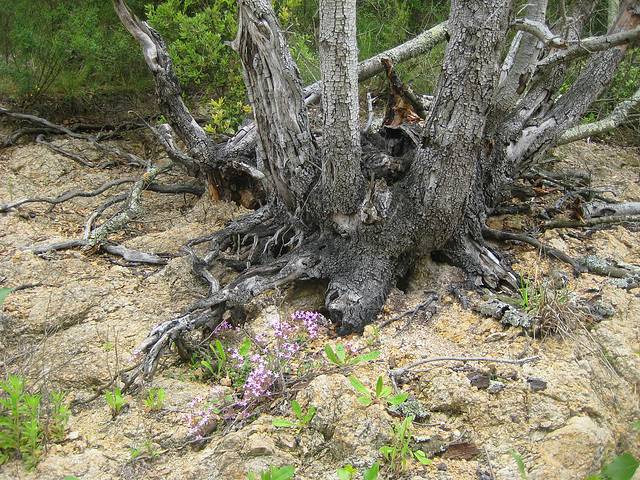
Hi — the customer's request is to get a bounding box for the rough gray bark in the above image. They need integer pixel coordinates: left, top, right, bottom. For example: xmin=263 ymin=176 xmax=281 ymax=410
xmin=319 ymin=0 xmax=363 ymax=215
xmin=231 ymin=0 xmax=318 ymax=212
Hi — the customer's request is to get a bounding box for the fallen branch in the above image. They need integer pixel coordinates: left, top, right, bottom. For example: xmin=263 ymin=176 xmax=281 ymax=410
xmin=85 ymin=161 xmax=174 ymax=248
xmin=18 ymin=239 xmax=168 ymax=264
xmin=543 ymin=214 xmax=640 ymax=229
xmin=0 ymin=106 xmax=147 ymax=166
xmin=0 ymin=177 xmax=138 ymax=213
xmin=482 ymin=227 xmax=587 ymax=274
xmin=388 ymin=355 xmax=540 ymax=379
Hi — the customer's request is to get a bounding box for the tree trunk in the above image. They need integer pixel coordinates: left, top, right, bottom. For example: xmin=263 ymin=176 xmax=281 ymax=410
xmin=111 ymin=0 xmax=640 ymax=378
xmin=319 ymin=0 xmax=364 ymax=216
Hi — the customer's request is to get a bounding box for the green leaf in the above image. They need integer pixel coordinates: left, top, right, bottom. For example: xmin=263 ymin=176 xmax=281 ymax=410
xmin=291 ymin=400 xmax=302 ymax=421
xmin=380 ymin=445 xmax=393 ymax=460
xmin=509 ymin=450 xmax=528 ymax=480
xmin=272 ymin=419 xmax=295 ymax=428
xmin=247 ymin=473 xmax=256 ymax=480
xmin=302 ymin=405 xmax=315 ymax=424
xmin=631 ymin=421 xmax=640 ymax=430
xmin=357 ymin=396 xmax=373 ymax=405
xmin=215 ymin=339 xmax=225 ymax=360
xmin=325 ymin=345 xmax=340 ymax=365
xmin=413 ymin=449 xmax=431 ymax=466
xmin=352 ymin=350 xmax=381 ymax=364
xmin=363 ymin=462 xmax=380 ymax=480
xmin=348 ymin=376 xmax=370 ymax=396
xmin=0 ymin=287 xmax=12 ymax=307
xmin=239 ymin=337 xmax=251 ymax=356
xmin=269 ymin=465 xmax=295 ymax=480
xmin=379 ymin=386 xmax=392 ymax=398
xmin=387 ymin=392 xmax=409 ymax=405
xmin=375 ymin=376 xmax=383 ymax=397
xmin=337 ymin=465 xmax=357 ymax=480
xmin=584 ymin=475 xmax=601 ymax=480
xmin=336 ymin=343 xmax=346 ymax=364
xmin=601 ymin=453 xmax=640 ymax=480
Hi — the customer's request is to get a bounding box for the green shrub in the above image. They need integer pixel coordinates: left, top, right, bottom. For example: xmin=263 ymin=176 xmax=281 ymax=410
xmin=0 ymin=0 xmax=151 ymax=103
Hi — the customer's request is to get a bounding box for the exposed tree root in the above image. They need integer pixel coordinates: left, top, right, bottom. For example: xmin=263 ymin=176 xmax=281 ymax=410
xmin=482 ymin=227 xmax=587 ymax=274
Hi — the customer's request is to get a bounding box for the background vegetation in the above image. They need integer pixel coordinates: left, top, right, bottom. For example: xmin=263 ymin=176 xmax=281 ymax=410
xmin=0 ymin=0 xmax=637 ymax=138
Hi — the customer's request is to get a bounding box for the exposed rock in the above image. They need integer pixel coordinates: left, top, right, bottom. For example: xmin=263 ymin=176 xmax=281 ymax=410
xmin=530 ymin=416 xmax=614 ymax=480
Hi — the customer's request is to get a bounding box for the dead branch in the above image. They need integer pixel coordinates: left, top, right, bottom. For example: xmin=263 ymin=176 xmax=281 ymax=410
xmin=18 ymin=239 xmax=168 ymax=264
xmin=0 ymin=106 xmax=148 ymax=166
xmin=84 ymin=161 xmax=174 ymax=248
xmin=380 ymin=293 xmax=437 ymax=329
xmin=483 ymin=227 xmax=587 ymax=274
xmin=559 ymin=85 xmax=640 ymax=144
xmin=534 ymin=26 xmax=640 ymax=75
xmin=543 ymin=214 xmax=640 ymax=229
xmin=0 ymin=177 xmax=139 ymax=213
xmin=513 ymin=18 xmax=567 ymax=48
xmin=388 ymin=355 xmax=540 ymax=379
xmin=581 ymin=201 xmax=640 ymax=219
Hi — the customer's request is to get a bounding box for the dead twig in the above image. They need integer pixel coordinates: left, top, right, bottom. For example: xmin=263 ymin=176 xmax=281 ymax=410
xmin=380 ymin=293 xmax=437 ymax=329
xmin=543 ymin=214 xmax=640 ymax=229
xmin=19 ymin=240 xmax=169 ymax=264
xmin=388 ymin=355 xmax=540 ymax=379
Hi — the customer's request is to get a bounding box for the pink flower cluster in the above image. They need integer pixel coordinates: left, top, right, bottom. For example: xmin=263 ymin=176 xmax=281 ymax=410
xmin=184 ymin=311 xmax=324 ymax=437
xmin=182 ymin=395 xmax=218 ymax=441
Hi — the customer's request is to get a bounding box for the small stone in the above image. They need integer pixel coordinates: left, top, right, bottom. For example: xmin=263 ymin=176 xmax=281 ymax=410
xmin=528 ymin=378 xmax=547 ymax=391
xmin=467 ymin=372 xmax=491 ymax=389
xmin=437 ymin=462 xmax=447 ymax=471
xmin=487 ymin=380 xmax=506 ymax=394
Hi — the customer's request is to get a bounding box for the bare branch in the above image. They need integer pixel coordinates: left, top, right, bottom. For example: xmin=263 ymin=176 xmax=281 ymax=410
xmin=111 ymin=0 xmax=218 ymax=164
xmin=0 ymin=177 xmax=138 ymax=213
xmin=388 ymin=355 xmax=540 ymax=378
xmin=513 ymin=18 xmax=567 ymax=48
xmin=85 ymin=161 xmax=174 ymax=248
xmin=535 ymin=26 xmax=640 ymax=73
xmin=18 ymin=240 xmax=168 ymax=264
xmin=558 ymin=85 xmax=640 ymax=144
xmin=303 ymin=21 xmax=449 ymax=103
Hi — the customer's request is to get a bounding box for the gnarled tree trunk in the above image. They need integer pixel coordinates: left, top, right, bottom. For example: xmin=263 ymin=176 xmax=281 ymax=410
xmin=110 ymin=0 xmax=640 ymax=379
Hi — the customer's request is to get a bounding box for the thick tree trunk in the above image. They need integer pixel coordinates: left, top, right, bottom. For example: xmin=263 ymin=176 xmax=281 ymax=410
xmin=111 ymin=0 xmax=640 ymax=379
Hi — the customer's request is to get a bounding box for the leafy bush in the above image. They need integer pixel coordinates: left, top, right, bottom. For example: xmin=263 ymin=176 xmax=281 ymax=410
xmin=145 ymin=0 xmax=243 ymax=95
xmin=0 ymin=0 xmax=151 ymax=103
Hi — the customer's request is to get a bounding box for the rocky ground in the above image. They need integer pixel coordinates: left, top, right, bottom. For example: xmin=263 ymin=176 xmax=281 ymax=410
xmin=0 ymin=119 xmax=639 ymax=480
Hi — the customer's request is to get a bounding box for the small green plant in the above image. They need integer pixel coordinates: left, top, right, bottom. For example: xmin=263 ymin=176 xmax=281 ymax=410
xmin=380 ymin=415 xmax=430 ymax=476
xmin=246 ymin=464 xmax=295 ymax=480
xmin=129 ymin=444 xmax=143 ymax=462
xmin=102 ymin=341 xmax=114 ymax=352
xmin=0 ymin=375 xmax=44 ymax=469
xmin=338 ymin=462 xmax=380 ymax=480
xmin=105 ymin=387 xmax=124 ymax=417
xmin=509 ymin=449 xmax=530 ymax=480
xmin=48 ymin=390 xmax=70 ymax=441
xmin=272 ymin=400 xmax=315 ymax=433
xmin=349 ymin=376 xmax=409 ymax=406
xmin=325 ymin=343 xmax=380 ymax=366
xmin=144 ymin=388 xmax=166 ymax=412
